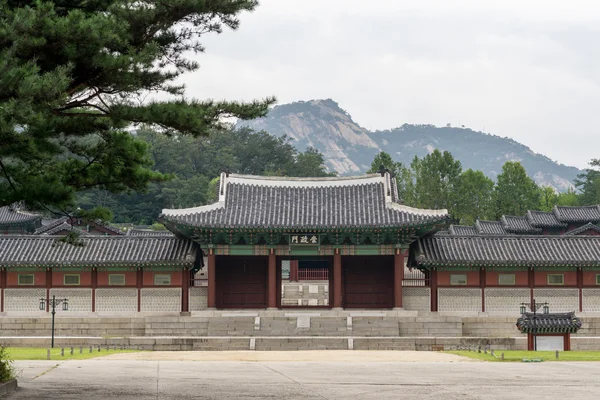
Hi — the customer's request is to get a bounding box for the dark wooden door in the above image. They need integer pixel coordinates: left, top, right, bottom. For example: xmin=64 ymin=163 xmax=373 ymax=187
xmin=343 ymin=256 xmax=393 ymax=308
xmin=216 ymin=256 xmax=267 ymax=308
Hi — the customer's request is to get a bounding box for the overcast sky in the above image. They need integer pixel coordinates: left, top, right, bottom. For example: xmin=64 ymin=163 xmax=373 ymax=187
xmin=182 ymin=0 xmax=600 ymax=170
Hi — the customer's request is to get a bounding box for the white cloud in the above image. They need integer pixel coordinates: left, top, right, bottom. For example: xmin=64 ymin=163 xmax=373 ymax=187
xmin=179 ymin=0 xmax=600 ymax=169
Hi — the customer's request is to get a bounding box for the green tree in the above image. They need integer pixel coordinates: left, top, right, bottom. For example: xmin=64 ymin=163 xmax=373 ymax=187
xmin=539 ymin=186 xmax=559 ymax=212
xmin=454 ymin=169 xmax=494 ymax=224
xmin=575 ymin=159 xmax=600 ymax=205
xmin=411 ymin=150 xmax=462 ymax=212
xmin=0 ymin=0 xmax=273 ymax=213
xmin=367 ymin=152 xmax=402 ymax=176
xmin=494 ymin=161 xmax=541 ymax=217
xmin=78 ymin=127 xmax=334 ymax=223
xmin=284 ymin=147 xmax=335 ymax=177
xmin=556 ymin=188 xmax=579 ymax=206
xmin=367 ymin=151 xmax=415 ymax=206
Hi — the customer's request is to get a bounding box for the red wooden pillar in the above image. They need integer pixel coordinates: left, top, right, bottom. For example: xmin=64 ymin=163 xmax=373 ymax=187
xmin=290 ymin=260 xmax=299 ymax=282
xmin=333 ymin=249 xmax=342 ymax=308
xmin=91 ymin=267 xmax=97 ymax=312
xmin=577 ymin=267 xmax=583 ymax=312
xmin=0 ymin=268 xmax=6 ymax=313
xmin=267 ymin=249 xmax=277 ymax=309
xmin=480 ymin=268 xmax=486 ymax=312
xmin=528 ymin=267 xmax=535 ymax=304
xmin=207 ymin=250 xmax=216 ymax=309
xmin=181 ymin=267 xmax=189 ymax=313
xmin=393 ymin=249 xmax=404 ymax=308
xmin=46 ymin=268 xmax=52 ymax=312
xmin=430 ymin=269 xmax=438 ymax=312
xmin=565 ymin=333 xmax=571 ymax=351
xmin=136 ymin=267 xmax=143 ymax=312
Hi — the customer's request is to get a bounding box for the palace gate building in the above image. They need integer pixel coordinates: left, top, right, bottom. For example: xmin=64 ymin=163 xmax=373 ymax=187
xmin=160 ymin=172 xmax=449 ymax=310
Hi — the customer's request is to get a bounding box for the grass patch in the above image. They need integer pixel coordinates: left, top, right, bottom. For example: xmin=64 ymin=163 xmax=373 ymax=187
xmin=6 ymin=347 xmax=141 ymax=361
xmin=447 ymin=350 xmax=600 ymax=362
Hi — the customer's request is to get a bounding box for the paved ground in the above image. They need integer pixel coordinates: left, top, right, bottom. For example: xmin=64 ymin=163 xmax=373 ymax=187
xmin=7 ymin=351 xmax=600 ymax=399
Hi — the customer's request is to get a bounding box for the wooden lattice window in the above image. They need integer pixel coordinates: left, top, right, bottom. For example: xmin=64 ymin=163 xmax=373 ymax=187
xmin=498 ymin=274 xmax=516 ymax=285
xmin=596 ymin=274 xmax=600 ymax=285
xmin=64 ymin=274 xmax=80 ymax=286
xmin=108 ymin=274 xmax=126 ymax=286
xmin=547 ymin=274 xmax=564 ymax=286
xmin=154 ymin=274 xmax=171 ymax=286
xmin=450 ymin=274 xmax=467 ymax=286
xmin=18 ymin=274 xmax=34 ymax=286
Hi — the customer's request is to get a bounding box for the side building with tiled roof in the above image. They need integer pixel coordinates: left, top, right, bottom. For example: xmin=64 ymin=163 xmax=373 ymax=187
xmin=408 ymin=234 xmax=600 ymax=316
xmin=0 ymin=235 xmax=199 ymax=313
xmin=0 ymin=205 xmax=42 ymax=234
xmin=440 ymin=205 xmax=600 ymax=237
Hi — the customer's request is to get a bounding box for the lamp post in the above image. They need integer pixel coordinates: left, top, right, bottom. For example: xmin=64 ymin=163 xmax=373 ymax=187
xmin=39 ymin=295 xmax=69 ymax=348
xmin=519 ymin=299 xmax=549 ymax=351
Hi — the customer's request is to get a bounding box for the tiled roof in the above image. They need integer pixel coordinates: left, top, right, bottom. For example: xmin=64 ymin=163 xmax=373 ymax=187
xmin=501 ymin=216 xmax=542 ymax=234
xmin=38 ymin=222 xmax=89 ymax=237
xmin=127 ymin=229 xmax=174 ymax=237
xmin=475 ymin=220 xmax=508 ymax=235
xmin=92 ymin=220 xmax=125 ymax=235
xmin=411 ymin=235 xmax=600 ymax=268
xmin=0 ymin=205 xmax=41 ymax=226
xmin=563 ymin=223 xmax=600 ymax=236
xmin=160 ymin=173 xmax=449 ymax=230
xmin=553 ymin=205 xmax=600 ymax=223
xmin=449 ymin=225 xmax=478 ymax=235
xmin=0 ymin=236 xmax=197 ymax=267
xmin=526 ymin=210 xmax=567 ymax=229
xmin=433 ymin=230 xmax=450 ymax=236
xmin=35 ymin=217 xmax=69 ymax=234
xmin=516 ymin=312 xmax=582 ymax=333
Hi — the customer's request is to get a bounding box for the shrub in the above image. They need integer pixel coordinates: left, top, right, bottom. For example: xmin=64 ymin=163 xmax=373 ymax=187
xmin=0 ymin=346 xmax=15 ymax=382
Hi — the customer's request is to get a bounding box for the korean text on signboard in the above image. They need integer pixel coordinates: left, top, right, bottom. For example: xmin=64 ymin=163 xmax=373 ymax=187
xmin=290 ymin=234 xmax=319 ymax=245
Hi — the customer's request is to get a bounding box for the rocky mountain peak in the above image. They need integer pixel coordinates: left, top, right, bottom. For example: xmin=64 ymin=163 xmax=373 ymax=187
xmin=238 ymin=99 xmax=581 ymax=191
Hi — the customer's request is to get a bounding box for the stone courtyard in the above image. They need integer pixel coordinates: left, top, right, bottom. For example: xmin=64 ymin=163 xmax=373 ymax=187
xmin=7 ymin=351 xmax=600 ymax=399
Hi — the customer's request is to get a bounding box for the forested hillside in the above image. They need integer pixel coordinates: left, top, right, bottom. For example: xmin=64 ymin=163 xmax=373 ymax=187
xmin=77 ymin=128 xmax=332 ymax=223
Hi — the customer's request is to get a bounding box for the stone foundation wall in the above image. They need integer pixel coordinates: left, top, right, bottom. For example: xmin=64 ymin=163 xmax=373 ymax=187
xmin=281 ymin=281 xmax=329 ymax=306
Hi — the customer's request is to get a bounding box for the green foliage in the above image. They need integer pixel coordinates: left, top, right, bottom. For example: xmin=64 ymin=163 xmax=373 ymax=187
xmin=366 ymin=151 xmax=587 ymax=224
xmin=411 ymin=150 xmax=462 ymax=213
xmin=0 ymin=346 xmax=15 ymax=382
xmin=367 ymin=152 xmax=402 ymax=175
xmin=367 ymin=151 xmax=415 ymax=205
xmin=454 ymin=169 xmax=495 ymax=224
xmin=575 ymin=159 xmax=600 ymax=206
xmin=0 ymin=0 xmax=273 ymax=212
xmin=78 ymin=127 xmax=333 ymax=223
xmin=539 ymin=186 xmax=559 ymax=212
xmin=494 ymin=162 xmax=541 ymax=217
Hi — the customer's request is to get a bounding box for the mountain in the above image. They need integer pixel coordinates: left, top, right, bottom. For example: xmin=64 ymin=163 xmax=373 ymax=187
xmin=237 ymin=99 xmax=581 ymax=191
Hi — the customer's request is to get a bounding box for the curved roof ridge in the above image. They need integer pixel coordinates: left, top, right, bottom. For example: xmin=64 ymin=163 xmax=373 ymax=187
xmin=387 ymin=202 xmax=448 ymax=217
xmin=162 ymin=201 xmax=224 ymax=217
xmin=227 ymin=173 xmax=385 ymax=188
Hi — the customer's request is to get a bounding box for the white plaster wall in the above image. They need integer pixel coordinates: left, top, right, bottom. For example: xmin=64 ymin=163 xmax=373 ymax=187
xmin=485 ymin=288 xmax=531 ymax=313
xmin=189 ymin=287 xmax=208 ymax=310
xmin=140 ymin=288 xmax=181 ymax=312
xmin=533 ymin=288 xmax=579 ymax=312
xmin=96 ymin=288 xmax=138 ymax=312
xmin=4 ymin=288 xmax=47 ymax=312
xmin=402 ymin=287 xmax=430 ymax=311
xmin=582 ymin=288 xmax=600 ymax=312
xmin=438 ymin=288 xmax=481 ymax=312
xmin=50 ymin=288 xmax=92 ymax=312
